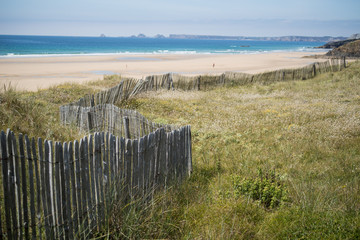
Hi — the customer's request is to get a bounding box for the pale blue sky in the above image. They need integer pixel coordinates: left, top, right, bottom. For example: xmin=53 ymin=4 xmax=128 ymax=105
xmin=0 ymin=0 xmax=359 ymax=37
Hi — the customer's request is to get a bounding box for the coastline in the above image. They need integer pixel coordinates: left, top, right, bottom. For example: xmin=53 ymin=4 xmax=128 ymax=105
xmin=0 ymin=51 xmax=328 ymax=91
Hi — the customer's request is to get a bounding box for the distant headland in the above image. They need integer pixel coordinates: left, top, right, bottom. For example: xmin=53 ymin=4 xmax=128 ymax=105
xmin=127 ymin=33 xmax=346 ymax=42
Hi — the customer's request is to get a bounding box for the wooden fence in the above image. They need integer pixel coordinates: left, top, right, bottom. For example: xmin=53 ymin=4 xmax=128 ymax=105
xmin=60 ymin=104 xmax=177 ymax=139
xmin=1 ymin=57 xmax=347 ymax=239
xmin=0 ymin=125 xmax=192 ymax=239
xmin=64 ymin=58 xmax=347 ymax=108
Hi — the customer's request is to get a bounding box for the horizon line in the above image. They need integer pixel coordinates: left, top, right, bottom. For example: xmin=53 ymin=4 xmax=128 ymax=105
xmin=0 ymin=33 xmax=350 ymax=38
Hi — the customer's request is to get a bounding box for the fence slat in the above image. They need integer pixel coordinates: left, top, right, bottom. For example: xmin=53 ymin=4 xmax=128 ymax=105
xmin=25 ymin=135 xmax=36 ymax=239
xmin=171 ymin=130 xmax=178 ymax=181
xmin=120 ymin=137 xmax=125 ymax=185
xmin=132 ymin=139 xmax=139 ymax=196
xmin=1 ymin=131 xmax=12 ymax=239
xmin=54 ymin=142 xmax=63 ymax=239
xmin=94 ymin=133 xmax=102 ymax=228
xmin=31 ymin=138 xmax=42 ymax=237
xmin=124 ymin=139 xmax=132 ymax=200
xmin=84 ymin=137 xmax=92 ymax=237
xmin=88 ymin=135 xmax=96 ymax=231
xmin=100 ymin=132 xmax=107 ymax=219
xmin=188 ymin=126 xmax=193 ymax=176
xmin=59 ymin=143 xmax=67 ymax=240
xmin=74 ymin=140 xmax=82 ymax=238
xmin=104 ymin=133 xmax=109 ymax=191
xmin=158 ymin=128 xmax=167 ymax=187
xmin=138 ymin=136 xmax=145 ymax=196
xmin=38 ymin=139 xmax=49 ymax=238
xmin=79 ymin=138 xmax=89 ymax=237
xmin=67 ymin=142 xmax=78 ymax=237
xmin=63 ymin=142 xmax=73 ymax=239
xmin=8 ymin=130 xmax=19 ymax=239
xmin=148 ymin=132 xmax=155 ymax=196
xmin=18 ymin=133 xmax=29 ymax=240
xmin=179 ymin=127 xmax=185 ymax=181
xmin=109 ymin=134 xmax=115 ymax=185
xmin=45 ymin=140 xmax=55 ymax=239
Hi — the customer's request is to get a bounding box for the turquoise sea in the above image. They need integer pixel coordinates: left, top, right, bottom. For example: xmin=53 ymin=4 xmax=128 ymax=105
xmin=0 ymin=35 xmax=326 ymax=57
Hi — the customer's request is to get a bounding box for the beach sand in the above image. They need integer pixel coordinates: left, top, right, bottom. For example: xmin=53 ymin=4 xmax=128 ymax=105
xmin=0 ymin=52 xmax=327 ymax=91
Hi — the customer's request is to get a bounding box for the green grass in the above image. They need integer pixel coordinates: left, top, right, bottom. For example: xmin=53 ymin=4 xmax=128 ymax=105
xmin=1 ymin=62 xmax=360 ymax=239
xmin=120 ymin=61 xmax=360 ymax=239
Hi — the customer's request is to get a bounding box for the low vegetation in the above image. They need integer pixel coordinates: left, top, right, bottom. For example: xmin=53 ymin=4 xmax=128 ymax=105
xmin=1 ymin=62 xmax=360 ymax=239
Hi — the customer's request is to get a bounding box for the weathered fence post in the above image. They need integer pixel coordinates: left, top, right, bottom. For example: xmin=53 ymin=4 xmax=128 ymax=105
xmin=25 ymin=135 xmax=36 ymax=239
xmin=1 ymin=131 xmax=12 ymax=239
xmin=123 ymin=116 xmax=131 ymax=139
xmin=88 ymin=111 xmax=93 ymax=132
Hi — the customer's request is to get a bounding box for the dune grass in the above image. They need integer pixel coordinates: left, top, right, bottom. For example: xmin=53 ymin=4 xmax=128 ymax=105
xmin=119 ymin=61 xmax=360 ymax=239
xmin=1 ymin=62 xmax=359 ymax=239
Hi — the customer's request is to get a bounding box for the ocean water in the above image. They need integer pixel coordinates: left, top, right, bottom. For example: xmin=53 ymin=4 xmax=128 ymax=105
xmin=0 ymin=35 xmax=326 ymax=57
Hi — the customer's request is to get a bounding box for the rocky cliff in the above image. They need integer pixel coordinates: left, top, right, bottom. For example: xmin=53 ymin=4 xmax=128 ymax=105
xmin=326 ymin=40 xmax=360 ymax=58
xmin=317 ymin=39 xmax=358 ymax=49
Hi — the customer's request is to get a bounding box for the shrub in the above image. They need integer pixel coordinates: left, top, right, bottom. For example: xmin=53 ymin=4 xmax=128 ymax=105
xmin=233 ymin=168 xmax=288 ymax=208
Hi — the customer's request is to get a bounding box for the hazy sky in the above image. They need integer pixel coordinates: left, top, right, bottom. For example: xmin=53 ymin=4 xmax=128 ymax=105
xmin=0 ymin=0 xmax=359 ymax=37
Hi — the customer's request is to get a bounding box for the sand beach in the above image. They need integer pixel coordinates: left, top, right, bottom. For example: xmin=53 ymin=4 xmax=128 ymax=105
xmin=0 ymin=51 xmax=327 ymax=91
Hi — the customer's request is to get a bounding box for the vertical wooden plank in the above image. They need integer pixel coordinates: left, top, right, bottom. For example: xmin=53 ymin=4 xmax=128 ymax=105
xmin=0 ymin=188 xmax=2 ymax=240
xmin=63 ymin=142 xmax=73 ymax=240
xmin=1 ymin=131 xmax=12 ymax=239
xmin=68 ymin=142 xmax=78 ymax=236
xmin=171 ymin=130 xmax=177 ymax=183
xmin=143 ymin=135 xmax=150 ymax=196
xmin=84 ymin=136 xmax=92 ymax=237
xmin=113 ymin=136 xmax=120 ymax=198
xmin=25 ymin=135 xmax=36 ymax=239
xmin=79 ymin=138 xmax=89 ymax=237
xmin=124 ymin=139 xmax=132 ymax=200
xmin=183 ymin=127 xmax=188 ymax=177
xmin=8 ymin=131 xmax=19 ymax=240
xmin=45 ymin=140 xmax=55 ymax=239
xmin=0 ymin=133 xmax=4 ymax=240
xmin=38 ymin=139 xmax=49 ymax=238
xmin=19 ymin=133 xmax=30 ymax=240
xmin=74 ymin=140 xmax=82 ymax=238
xmin=187 ymin=126 xmax=193 ymax=176
xmin=100 ymin=132 xmax=107 ymax=218
xmin=88 ymin=135 xmax=96 ymax=231
xmin=94 ymin=133 xmax=102 ymax=228
xmin=104 ymin=132 xmax=109 ymax=191
xmin=179 ymin=127 xmax=185 ymax=181
xmin=115 ymin=136 xmax=120 ymax=179
xmin=112 ymin=135 xmax=116 ymax=184
xmin=148 ymin=132 xmax=155 ymax=195
xmin=109 ymin=134 xmax=114 ymax=185
xmin=54 ymin=142 xmax=63 ymax=239
xmin=120 ymin=137 xmax=125 ymax=184
xmin=138 ymin=136 xmax=145 ymax=196
xmin=141 ymin=119 xmax=146 ymax=137
xmin=158 ymin=128 xmax=167 ymax=187
xmin=184 ymin=126 xmax=189 ymax=177
xmin=59 ymin=143 xmax=67 ymax=240
xmin=166 ymin=132 xmax=172 ymax=184
xmin=123 ymin=117 xmax=131 ymax=139
xmin=174 ymin=130 xmax=180 ymax=182
xmin=132 ymin=139 xmax=139 ymax=196
xmin=153 ymin=129 xmax=160 ymax=186
xmin=31 ymin=138 xmax=42 ymax=237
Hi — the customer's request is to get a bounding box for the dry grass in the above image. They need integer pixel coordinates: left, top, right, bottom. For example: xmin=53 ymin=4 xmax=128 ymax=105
xmin=1 ymin=61 xmax=360 ymax=239
xmin=122 ymin=61 xmax=360 ymax=239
